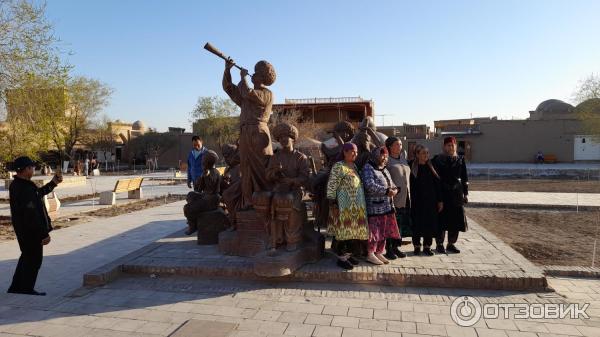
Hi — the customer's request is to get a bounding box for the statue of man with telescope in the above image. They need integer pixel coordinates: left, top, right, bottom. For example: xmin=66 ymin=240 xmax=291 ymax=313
xmin=215 ymin=44 xmax=276 ymax=210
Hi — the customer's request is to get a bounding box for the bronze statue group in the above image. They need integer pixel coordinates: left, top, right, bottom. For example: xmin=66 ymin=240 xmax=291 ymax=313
xmin=185 ymin=57 xmax=469 ymax=271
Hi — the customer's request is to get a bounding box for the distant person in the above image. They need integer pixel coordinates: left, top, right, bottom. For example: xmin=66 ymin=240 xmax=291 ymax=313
xmin=536 ymin=151 xmax=544 ymax=164
xmin=84 ymin=156 xmax=90 ymax=176
xmin=187 ymin=135 xmax=207 ymax=190
xmin=432 ymin=137 xmax=469 ymax=254
xmin=409 ymin=145 xmax=442 ymax=256
xmin=384 ymin=137 xmax=410 ymax=259
xmin=8 ymin=156 xmax=63 ymax=296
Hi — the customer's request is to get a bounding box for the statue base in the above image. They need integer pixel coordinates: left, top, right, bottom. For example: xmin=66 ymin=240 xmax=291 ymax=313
xmin=217 ymin=209 xmax=325 ymax=276
xmin=218 ymin=209 xmax=268 ymax=257
xmin=253 ymin=230 xmax=324 ymax=277
xmin=197 ymin=209 xmax=229 ymax=245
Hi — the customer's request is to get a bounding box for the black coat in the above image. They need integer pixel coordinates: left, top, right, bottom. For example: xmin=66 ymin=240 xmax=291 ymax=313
xmin=432 ymin=154 xmax=468 ymax=232
xmin=409 ymin=162 xmax=442 ymax=238
xmin=9 ymin=176 xmax=56 ymax=245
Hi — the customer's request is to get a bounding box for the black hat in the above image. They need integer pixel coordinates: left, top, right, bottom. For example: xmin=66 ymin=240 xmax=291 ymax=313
xmin=13 ymin=156 xmax=35 ymax=171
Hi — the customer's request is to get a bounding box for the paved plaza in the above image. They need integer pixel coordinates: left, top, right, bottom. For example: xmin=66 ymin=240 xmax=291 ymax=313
xmin=0 ymin=173 xmax=189 ymax=218
xmin=0 ymin=274 xmax=598 ymax=337
xmin=0 ymin=181 xmax=598 ymax=336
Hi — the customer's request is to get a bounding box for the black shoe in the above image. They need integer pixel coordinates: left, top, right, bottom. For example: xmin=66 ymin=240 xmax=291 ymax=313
xmin=423 ymin=248 xmax=434 ymax=256
xmin=413 ymin=247 xmax=421 ymax=256
xmin=347 ymin=256 xmax=359 ymax=266
xmin=337 ymin=259 xmax=354 ymax=270
xmin=394 ymin=249 xmax=407 ymax=258
xmin=436 ymin=245 xmax=446 ymax=254
xmin=184 ymin=226 xmax=197 ymax=235
xmin=447 ymin=244 xmax=461 ymax=254
xmin=7 ymin=289 xmax=46 ymax=296
xmin=384 ymin=251 xmax=397 ymax=260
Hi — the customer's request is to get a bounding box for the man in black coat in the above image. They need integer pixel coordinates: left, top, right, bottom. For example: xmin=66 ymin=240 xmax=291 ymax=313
xmin=7 ymin=156 xmax=62 ymax=296
xmin=432 ymin=137 xmax=469 ymax=254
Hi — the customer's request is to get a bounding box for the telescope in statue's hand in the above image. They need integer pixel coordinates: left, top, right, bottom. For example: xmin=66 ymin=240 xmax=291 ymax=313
xmin=204 ymin=42 xmax=248 ymax=73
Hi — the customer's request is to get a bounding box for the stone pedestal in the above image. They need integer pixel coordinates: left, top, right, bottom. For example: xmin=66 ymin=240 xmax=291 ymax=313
xmin=99 ymin=191 xmax=116 ymax=205
xmin=128 ymin=188 xmax=143 ymax=199
xmin=218 ymin=209 xmax=325 ymax=277
xmin=197 ymin=209 xmax=229 ymax=245
xmin=218 ymin=209 xmax=268 ymax=257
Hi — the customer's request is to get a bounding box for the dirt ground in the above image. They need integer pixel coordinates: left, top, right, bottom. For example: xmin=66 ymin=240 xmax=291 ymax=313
xmin=0 ymin=195 xmax=185 ymax=242
xmin=466 ymin=207 xmax=600 ymax=266
xmin=470 ymin=178 xmax=600 ymax=193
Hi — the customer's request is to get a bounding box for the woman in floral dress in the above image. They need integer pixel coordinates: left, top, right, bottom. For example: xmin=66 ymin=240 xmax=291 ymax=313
xmin=326 ymin=143 xmax=369 ymax=270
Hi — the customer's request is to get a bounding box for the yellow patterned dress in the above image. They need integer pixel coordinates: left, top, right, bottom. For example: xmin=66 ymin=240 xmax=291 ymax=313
xmin=326 ymin=161 xmax=369 ymax=241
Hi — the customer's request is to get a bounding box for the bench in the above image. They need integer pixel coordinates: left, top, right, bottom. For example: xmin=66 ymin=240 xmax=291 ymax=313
xmin=544 ymin=154 xmax=557 ymax=163
xmin=99 ymin=177 xmax=144 ymax=205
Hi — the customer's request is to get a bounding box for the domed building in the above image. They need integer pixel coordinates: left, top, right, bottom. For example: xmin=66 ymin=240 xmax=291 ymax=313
xmin=132 ymin=120 xmax=147 ymax=133
xmin=529 ymin=99 xmax=575 ymax=120
xmin=574 ymin=98 xmax=600 ymax=115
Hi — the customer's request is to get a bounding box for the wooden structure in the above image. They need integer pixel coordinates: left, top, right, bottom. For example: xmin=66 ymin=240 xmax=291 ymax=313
xmin=272 ymin=97 xmax=374 ymax=131
xmin=99 ymin=177 xmax=144 ymax=205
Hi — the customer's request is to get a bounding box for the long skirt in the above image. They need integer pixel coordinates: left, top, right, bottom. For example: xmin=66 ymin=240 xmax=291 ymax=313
xmin=367 ymin=213 xmax=400 ymax=243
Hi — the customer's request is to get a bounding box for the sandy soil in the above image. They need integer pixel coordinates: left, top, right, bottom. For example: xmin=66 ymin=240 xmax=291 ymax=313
xmin=466 ymin=207 xmax=600 ymax=266
xmin=470 ymin=178 xmax=600 ymax=193
xmin=0 ymin=195 xmax=185 ymax=242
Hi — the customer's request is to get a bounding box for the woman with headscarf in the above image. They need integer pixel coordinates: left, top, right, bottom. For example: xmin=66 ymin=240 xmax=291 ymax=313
xmin=360 ymin=146 xmax=400 ymax=265
xmin=384 ymin=137 xmax=410 ymax=260
xmin=326 ymin=143 xmax=369 ymax=270
xmin=409 ymin=145 xmax=443 ymax=256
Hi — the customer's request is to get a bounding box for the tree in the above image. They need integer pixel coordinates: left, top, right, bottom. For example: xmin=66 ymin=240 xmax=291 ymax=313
xmin=0 ymin=0 xmax=70 ymax=109
xmin=270 ymin=107 xmax=325 ymax=141
xmin=0 ymin=0 xmax=70 ymax=163
xmin=126 ymin=131 xmax=177 ymax=168
xmin=4 ymin=74 xmax=113 ymax=161
xmin=83 ymin=115 xmax=117 ymax=154
xmin=60 ymin=76 xmax=113 ymax=157
xmin=572 ymin=73 xmax=600 ymax=136
xmin=190 ymin=96 xmax=240 ymax=147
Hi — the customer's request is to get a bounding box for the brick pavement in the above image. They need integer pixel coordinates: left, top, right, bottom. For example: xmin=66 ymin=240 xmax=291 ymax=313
xmin=0 ymin=275 xmax=597 ymax=337
xmin=0 ymin=201 xmax=187 ymax=297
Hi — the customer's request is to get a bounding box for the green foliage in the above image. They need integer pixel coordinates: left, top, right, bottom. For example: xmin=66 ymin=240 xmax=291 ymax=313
xmin=83 ymin=115 xmax=117 ymax=153
xmin=573 ymin=73 xmax=600 ymax=137
xmin=0 ymin=0 xmax=70 ymax=107
xmin=2 ymin=73 xmax=112 ymax=161
xmin=190 ymin=96 xmax=240 ymax=147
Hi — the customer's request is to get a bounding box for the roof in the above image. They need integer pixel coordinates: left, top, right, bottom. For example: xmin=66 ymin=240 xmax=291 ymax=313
xmin=283 ymin=97 xmax=370 ymax=104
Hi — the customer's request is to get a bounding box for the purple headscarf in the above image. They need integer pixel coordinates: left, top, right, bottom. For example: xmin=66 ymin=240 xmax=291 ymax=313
xmin=336 ymin=142 xmax=358 ymax=162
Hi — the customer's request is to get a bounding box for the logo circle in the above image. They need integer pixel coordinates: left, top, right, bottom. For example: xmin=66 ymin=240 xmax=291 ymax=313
xmin=451 ymin=296 xmax=482 ymax=327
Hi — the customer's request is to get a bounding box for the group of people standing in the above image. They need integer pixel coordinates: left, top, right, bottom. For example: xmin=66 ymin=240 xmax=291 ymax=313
xmin=326 ymin=136 xmax=469 ymax=270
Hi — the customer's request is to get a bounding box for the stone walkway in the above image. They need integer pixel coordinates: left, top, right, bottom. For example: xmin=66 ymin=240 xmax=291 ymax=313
xmin=0 ymin=172 xmax=183 ymax=200
xmin=0 ymin=275 xmax=598 ymax=337
xmin=0 ymin=201 xmax=598 ymax=336
xmin=468 ymin=191 xmax=600 ymax=208
xmin=0 ymin=201 xmax=186 ymax=297
xmin=0 ymin=181 xmax=190 ymax=218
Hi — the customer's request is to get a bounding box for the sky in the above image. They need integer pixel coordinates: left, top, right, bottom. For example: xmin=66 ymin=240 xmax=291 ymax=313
xmin=44 ymin=0 xmax=600 ymax=131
